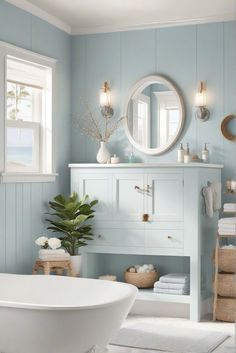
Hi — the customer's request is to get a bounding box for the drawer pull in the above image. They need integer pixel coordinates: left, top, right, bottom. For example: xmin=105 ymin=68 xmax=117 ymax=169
xmin=134 ymin=185 xmax=151 ymax=194
xmin=168 ymin=236 xmax=172 ymax=239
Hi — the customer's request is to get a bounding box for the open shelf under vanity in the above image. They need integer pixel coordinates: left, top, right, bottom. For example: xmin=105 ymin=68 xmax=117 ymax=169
xmin=137 ymin=289 xmax=191 ymax=303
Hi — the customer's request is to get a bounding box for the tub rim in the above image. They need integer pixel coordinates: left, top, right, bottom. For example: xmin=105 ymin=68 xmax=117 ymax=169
xmin=0 ymin=274 xmax=138 ymax=311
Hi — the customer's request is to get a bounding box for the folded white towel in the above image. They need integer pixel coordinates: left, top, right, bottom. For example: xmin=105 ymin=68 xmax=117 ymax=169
xmin=153 ymin=288 xmax=189 ymax=295
xmin=220 ymin=244 xmax=236 ymax=249
xmin=224 ymin=203 xmax=236 ymax=209
xmin=154 ymin=281 xmax=189 ymax=290
xmin=159 ymin=273 xmax=190 ymax=284
xmin=218 ymin=217 xmax=236 ymax=224
xmin=218 ymin=230 xmax=236 ymax=236
xmin=39 ymin=249 xmax=65 ymax=255
xmin=218 ymin=223 xmax=236 ymax=229
xmin=39 ymin=254 xmax=70 ymax=261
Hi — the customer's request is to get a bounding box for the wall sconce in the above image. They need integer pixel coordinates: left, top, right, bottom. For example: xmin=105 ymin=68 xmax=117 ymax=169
xmin=100 ymin=81 xmax=114 ymax=119
xmin=195 ymin=81 xmax=210 ymax=122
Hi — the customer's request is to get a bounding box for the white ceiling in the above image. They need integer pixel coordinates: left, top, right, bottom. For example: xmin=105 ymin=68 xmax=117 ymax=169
xmin=6 ymin=0 xmax=236 ymax=35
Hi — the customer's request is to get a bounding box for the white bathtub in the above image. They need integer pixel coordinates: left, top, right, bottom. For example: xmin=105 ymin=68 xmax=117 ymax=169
xmin=0 ymin=274 xmax=137 ymax=353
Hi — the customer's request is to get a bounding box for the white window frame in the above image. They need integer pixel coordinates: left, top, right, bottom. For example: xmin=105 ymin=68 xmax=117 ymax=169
xmin=0 ymin=41 xmax=57 ymax=183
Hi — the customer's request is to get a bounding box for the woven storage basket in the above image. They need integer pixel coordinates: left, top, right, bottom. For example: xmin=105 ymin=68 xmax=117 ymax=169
xmin=213 ymin=248 xmax=236 ymax=273
xmin=215 ymin=298 xmax=236 ymax=322
xmin=124 ymin=270 xmax=159 ymax=288
xmin=217 ymin=274 xmax=236 ymax=297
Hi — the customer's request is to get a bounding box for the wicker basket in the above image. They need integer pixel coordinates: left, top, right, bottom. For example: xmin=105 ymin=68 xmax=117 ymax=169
xmin=213 ymin=248 xmax=236 ymax=273
xmin=124 ymin=270 xmax=159 ymax=288
xmin=215 ymin=274 xmax=236 ymax=297
xmin=215 ymin=298 xmax=236 ymax=322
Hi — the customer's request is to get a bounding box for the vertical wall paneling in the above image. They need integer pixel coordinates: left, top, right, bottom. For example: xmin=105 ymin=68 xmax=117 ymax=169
xmin=72 ymin=21 xmax=236 ymax=202
xmin=0 ymin=1 xmax=71 ymax=274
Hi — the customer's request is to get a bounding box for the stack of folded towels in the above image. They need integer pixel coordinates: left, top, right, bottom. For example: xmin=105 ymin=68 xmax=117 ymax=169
xmin=218 ymin=217 xmax=236 ymax=236
xmin=39 ymin=249 xmax=70 ymax=261
xmin=223 ymin=203 xmax=236 ymax=213
xmin=153 ymin=273 xmax=190 ymax=295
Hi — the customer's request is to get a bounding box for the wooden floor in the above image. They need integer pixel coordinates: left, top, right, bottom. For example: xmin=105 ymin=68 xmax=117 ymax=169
xmin=108 ymin=315 xmax=235 ymax=353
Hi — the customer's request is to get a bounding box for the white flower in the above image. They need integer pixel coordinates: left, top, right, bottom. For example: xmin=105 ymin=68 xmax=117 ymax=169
xmin=48 ymin=237 xmax=61 ymax=250
xmin=35 ymin=236 xmax=48 ymax=247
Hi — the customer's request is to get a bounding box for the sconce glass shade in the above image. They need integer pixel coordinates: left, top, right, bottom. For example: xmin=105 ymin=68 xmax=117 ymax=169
xmin=195 ymin=81 xmax=209 ymax=122
xmin=195 ymin=91 xmax=207 ymax=107
xmin=100 ymin=90 xmax=111 ymax=107
xmin=100 ymin=81 xmax=114 ymax=118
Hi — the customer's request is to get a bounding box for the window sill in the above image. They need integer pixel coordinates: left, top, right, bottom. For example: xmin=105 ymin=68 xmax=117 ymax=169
xmin=0 ymin=172 xmax=58 ymax=183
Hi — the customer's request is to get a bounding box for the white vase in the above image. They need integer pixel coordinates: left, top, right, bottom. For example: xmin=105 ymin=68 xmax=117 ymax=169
xmin=96 ymin=141 xmax=110 ymax=164
xmin=70 ymin=255 xmax=82 ymax=276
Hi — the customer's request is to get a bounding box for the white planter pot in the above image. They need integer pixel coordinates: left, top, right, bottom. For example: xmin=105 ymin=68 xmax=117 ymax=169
xmin=70 ymin=255 xmax=82 ymax=276
xmin=96 ymin=141 xmax=110 ymax=164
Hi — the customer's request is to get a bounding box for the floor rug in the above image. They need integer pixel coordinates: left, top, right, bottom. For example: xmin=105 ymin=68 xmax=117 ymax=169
xmin=110 ymin=322 xmax=229 ymax=353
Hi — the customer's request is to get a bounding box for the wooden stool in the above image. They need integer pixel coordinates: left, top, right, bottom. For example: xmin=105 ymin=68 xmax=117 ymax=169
xmin=32 ymin=259 xmax=75 ymax=277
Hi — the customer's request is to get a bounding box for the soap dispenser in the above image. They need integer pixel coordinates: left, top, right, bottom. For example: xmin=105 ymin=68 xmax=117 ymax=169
xmin=177 ymin=143 xmax=185 ymax=163
xmin=184 ymin=143 xmax=191 ymax=163
xmin=201 ymin=143 xmax=209 ymax=163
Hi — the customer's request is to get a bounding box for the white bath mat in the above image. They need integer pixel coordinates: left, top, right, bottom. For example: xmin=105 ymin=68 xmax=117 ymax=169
xmin=110 ymin=323 xmax=229 ymax=353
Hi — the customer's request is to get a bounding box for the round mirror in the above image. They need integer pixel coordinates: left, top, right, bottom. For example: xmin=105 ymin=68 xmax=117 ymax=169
xmin=124 ymin=75 xmax=185 ymax=155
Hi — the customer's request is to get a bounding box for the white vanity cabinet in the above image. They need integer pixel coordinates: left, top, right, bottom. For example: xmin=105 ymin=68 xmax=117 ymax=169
xmin=69 ymin=163 xmax=223 ymax=321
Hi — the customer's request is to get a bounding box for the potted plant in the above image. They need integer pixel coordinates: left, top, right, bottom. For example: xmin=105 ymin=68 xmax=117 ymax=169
xmin=46 ymin=192 xmax=98 ymax=275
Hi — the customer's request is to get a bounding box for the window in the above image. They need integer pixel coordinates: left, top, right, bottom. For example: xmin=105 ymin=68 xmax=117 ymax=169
xmin=155 ymin=91 xmax=180 ymax=147
xmin=0 ymin=41 xmax=56 ymax=182
xmin=132 ymin=94 xmax=150 ymax=148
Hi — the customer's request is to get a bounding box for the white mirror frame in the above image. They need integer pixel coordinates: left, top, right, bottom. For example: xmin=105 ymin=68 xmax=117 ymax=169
xmin=123 ymin=75 xmax=185 ymax=155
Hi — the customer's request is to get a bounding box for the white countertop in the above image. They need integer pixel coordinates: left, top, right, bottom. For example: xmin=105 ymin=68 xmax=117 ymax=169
xmin=69 ymin=163 xmax=224 ymax=169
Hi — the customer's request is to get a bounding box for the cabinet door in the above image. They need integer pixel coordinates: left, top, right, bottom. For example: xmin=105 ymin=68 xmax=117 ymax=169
xmin=78 ymin=173 xmax=112 ymax=220
xmin=113 ymin=173 xmax=145 ymax=221
xmin=147 ymin=173 xmax=183 ymax=221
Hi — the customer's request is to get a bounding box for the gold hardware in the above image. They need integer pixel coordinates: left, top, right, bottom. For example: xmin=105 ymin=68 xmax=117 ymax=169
xmin=142 ymin=214 xmax=149 ymax=222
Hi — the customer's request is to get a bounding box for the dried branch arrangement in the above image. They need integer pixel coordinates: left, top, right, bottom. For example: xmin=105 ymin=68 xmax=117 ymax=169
xmin=73 ymin=99 xmax=125 ymax=143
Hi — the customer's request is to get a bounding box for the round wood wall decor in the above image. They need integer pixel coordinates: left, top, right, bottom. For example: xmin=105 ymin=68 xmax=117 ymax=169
xmin=221 ymin=114 xmax=236 ymax=141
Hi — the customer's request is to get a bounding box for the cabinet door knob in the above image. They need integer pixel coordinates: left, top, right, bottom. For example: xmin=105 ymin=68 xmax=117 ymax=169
xmin=142 ymin=214 xmax=149 ymax=222
xmin=168 ymin=236 xmax=172 ymax=239
xmin=97 ymin=234 xmax=102 ymax=239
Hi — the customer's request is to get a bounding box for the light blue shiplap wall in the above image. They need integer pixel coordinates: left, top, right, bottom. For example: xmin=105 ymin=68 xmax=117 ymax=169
xmin=0 ymin=1 xmax=71 ymax=273
xmin=71 ymin=21 xmax=236 ymax=202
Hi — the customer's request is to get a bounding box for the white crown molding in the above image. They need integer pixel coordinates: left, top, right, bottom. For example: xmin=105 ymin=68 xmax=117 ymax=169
xmin=5 ymin=0 xmax=71 ymax=34
xmin=71 ymin=14 xmax=236 ymax=35
xmin=4 ymin=0 xmax=236 ymax=36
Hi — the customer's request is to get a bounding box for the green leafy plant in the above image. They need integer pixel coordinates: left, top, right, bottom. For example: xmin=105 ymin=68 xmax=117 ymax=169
xmin=46 ymin=192 xmax=98 ymax=255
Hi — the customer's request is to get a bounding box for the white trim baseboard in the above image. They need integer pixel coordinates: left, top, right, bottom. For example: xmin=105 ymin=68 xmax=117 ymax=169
xmin=4 ymin=0 xmax=236 ymax=36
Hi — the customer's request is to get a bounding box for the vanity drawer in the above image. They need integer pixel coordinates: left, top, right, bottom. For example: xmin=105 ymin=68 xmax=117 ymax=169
xmin=145 ymin=229 xmax=183 ymax=249
xmin=92 ymin=229 xmax=145 ymax=247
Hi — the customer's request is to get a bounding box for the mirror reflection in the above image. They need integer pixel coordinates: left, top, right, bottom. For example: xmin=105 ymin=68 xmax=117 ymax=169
xmin=127 ymin=82 xmax=181 ymax=149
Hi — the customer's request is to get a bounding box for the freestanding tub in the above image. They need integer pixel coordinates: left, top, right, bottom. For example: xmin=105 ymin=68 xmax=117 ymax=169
xmin=0 ymin=274 xmax=137 ymax=353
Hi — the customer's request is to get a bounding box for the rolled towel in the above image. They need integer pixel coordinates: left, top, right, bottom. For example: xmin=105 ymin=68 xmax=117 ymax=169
xmin=159 ymin=273 xmax=190 ymax=284
xmin=218 ymin=217 xmax=236 ymax=225
xmin=39 ymin=249 xmax=65 ymax=255
xmin=154 ymin=281 xmax=189 ymax=290
xmin=153 ymin=288 xmax=189 ymax=295
xmin=39 ymin=253 xmax=70 ymax=261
